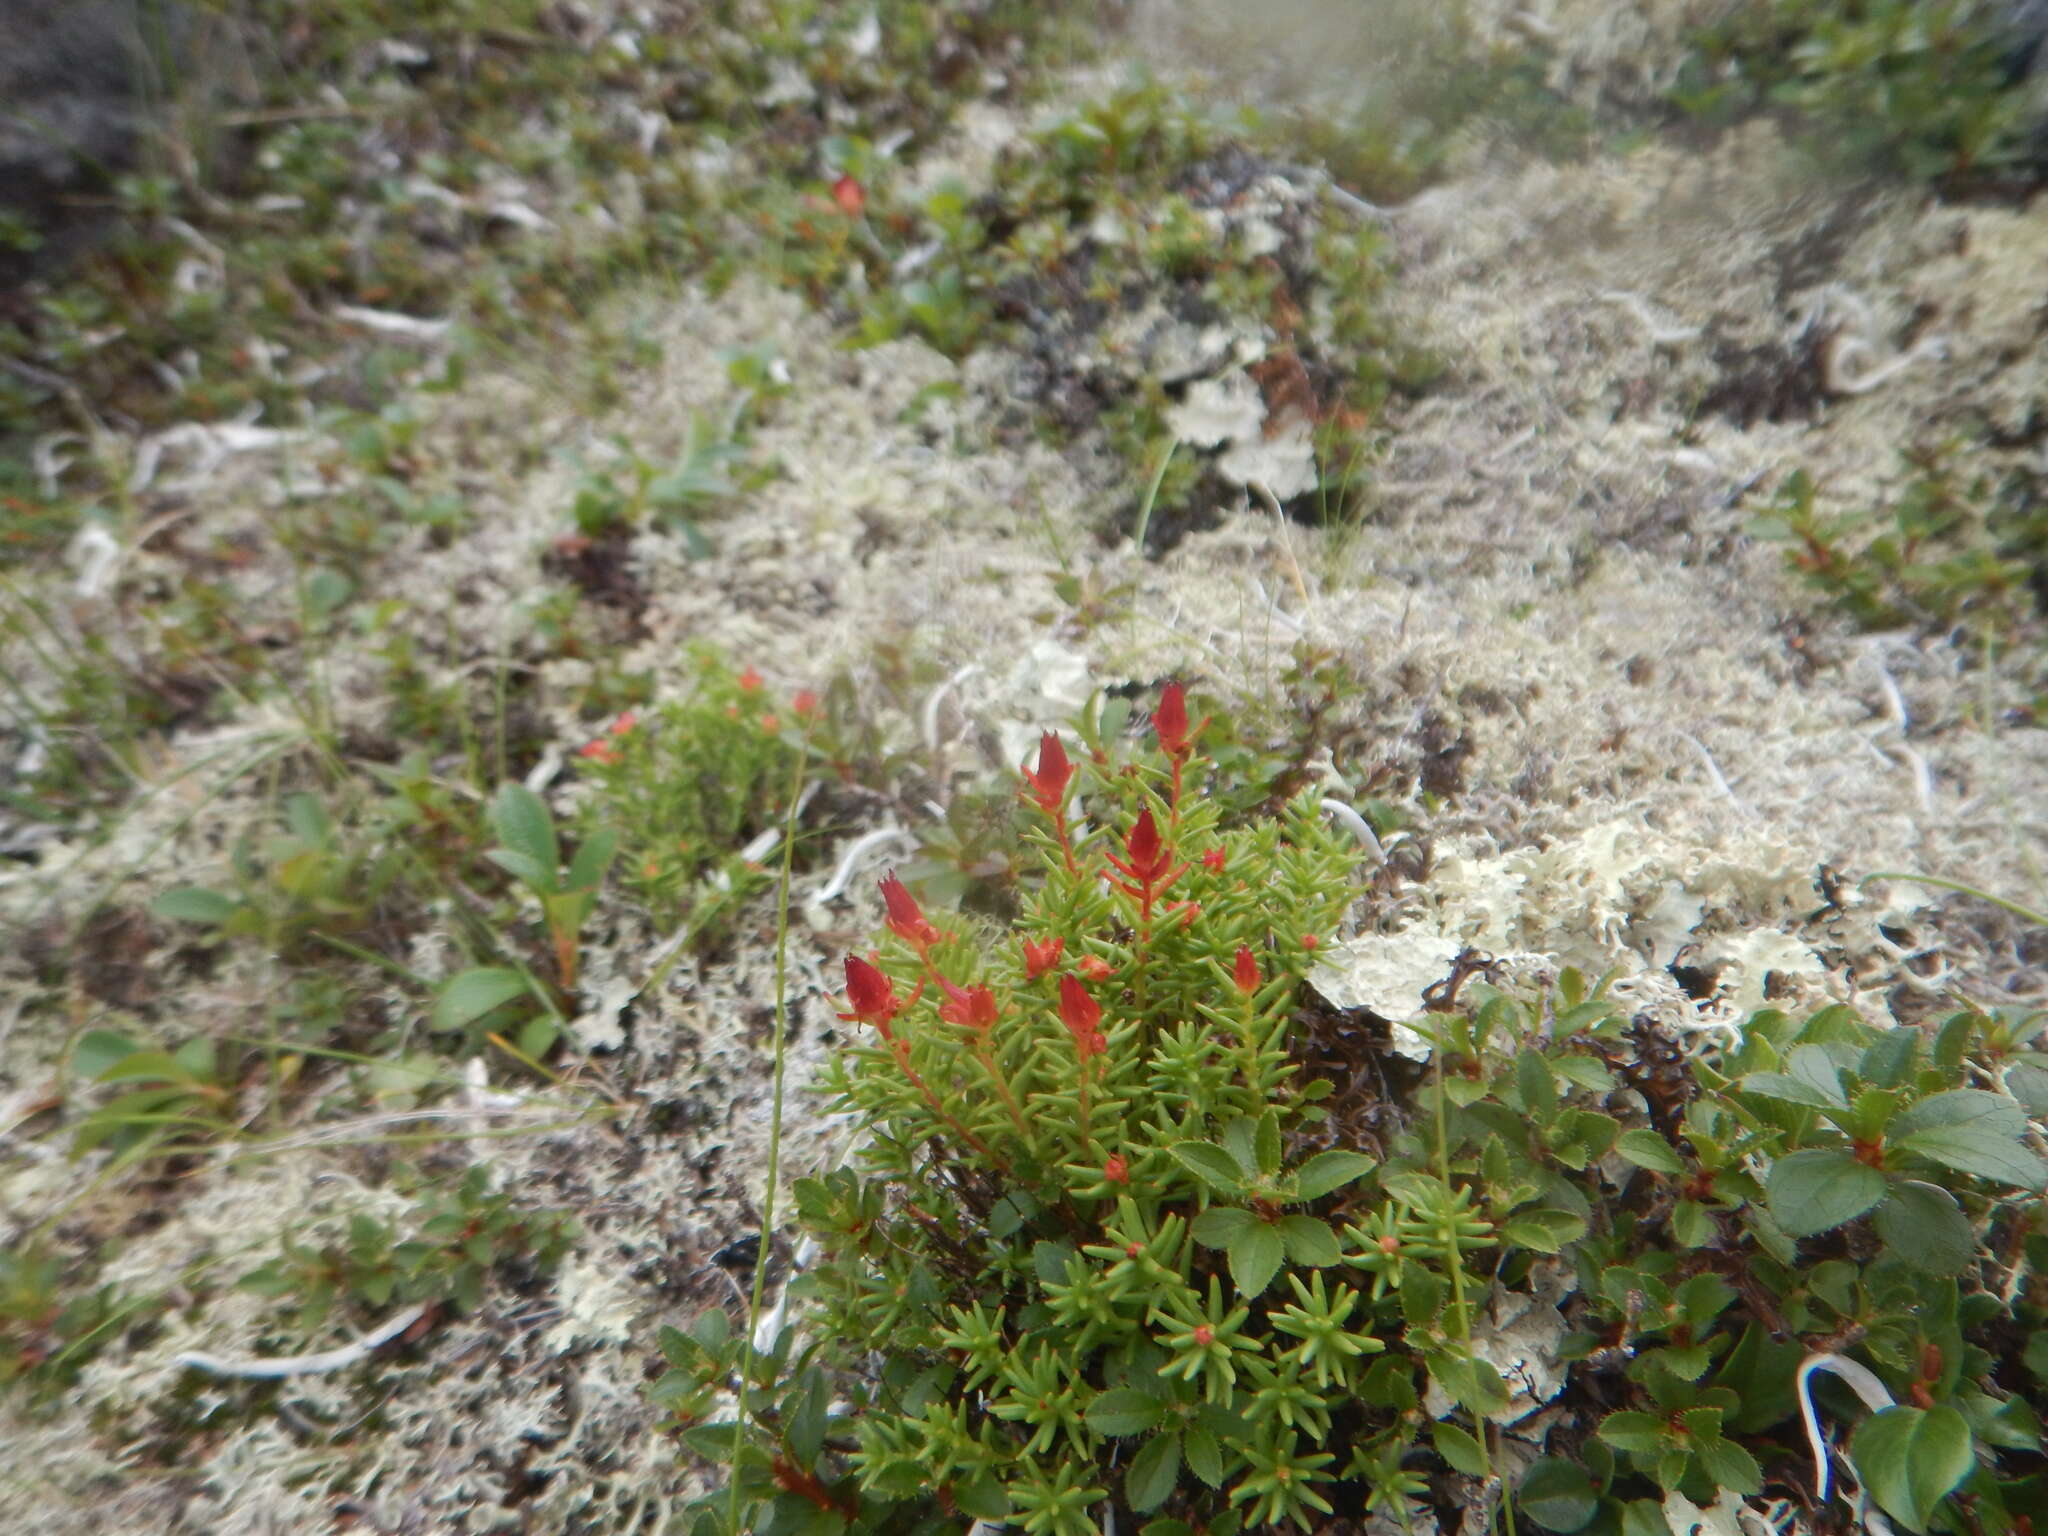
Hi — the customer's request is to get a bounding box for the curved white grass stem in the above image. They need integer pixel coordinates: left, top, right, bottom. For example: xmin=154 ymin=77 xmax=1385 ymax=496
xmin=175 ymin=1302 xmax=429 ymax=1379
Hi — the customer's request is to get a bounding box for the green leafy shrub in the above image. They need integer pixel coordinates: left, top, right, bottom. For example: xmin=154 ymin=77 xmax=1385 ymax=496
xmin=0 ymin=1248 xmax=156 ymax=1398
xmin=1751 ymin=447 xmax=2046 ymax=691
xmin=573 ymin=648 xmax=809 ymax=939
xmin=657 ymin=689 xmax=2048 ymax=1536
xmin=1675 ymin=0 xmax=2047 ymax=182
xmin=238 ymin=1165 xmax=577 ymax=1326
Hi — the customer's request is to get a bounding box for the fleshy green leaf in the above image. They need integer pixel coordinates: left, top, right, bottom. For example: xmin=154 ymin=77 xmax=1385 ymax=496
xmin=1851 ymin=1406 xmax=1974 ymax=1532
xmin=1765 ymin=1148 xmax=1887 ymax=1236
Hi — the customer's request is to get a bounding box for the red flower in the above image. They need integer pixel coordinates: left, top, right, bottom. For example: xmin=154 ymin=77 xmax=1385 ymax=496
xmin=578 ymin=739 xmax=619 ymax=765
xmin=792 ymin=689 xmax=820 ymax=719
xmin=1202 ymin=847 xmax=1226 ymax=874
xmin=1155 ymin=682 xmax=1191 ymax=758
xmin=1022 ymin=935 xmax=1064 ymax=980
xmin=879 ymin=870 xmax=940 ymax=952
xmin=1104 ymin=1154 xmax=1129 ymax=1186
xmin=1020 ymin=731 xmax=1073 ymax=816
xmin=831 ymin=174 xmax=865 ymax=216
xmin=738 ymin=666 xmax=763 ymax=693
xmin=938 ymin=981 xmax=998 ymax=1032
xmin=1107 ymin=807 xmax=1183 ymax=899
xmin=1078 ymin=955 xmax=1113 ymax=981
xmin=610 ymin=711 xmax=640 ymax=736
xmin=1233 ymin=946 xmax=1260 ymax=995
xmin=1059 ymin=974 xmax=1106 ymax=1060
xmin=760 ymin=713 xmax=779 ymax=733
xmin=838 ymin=955 xmax=908 ymax=1039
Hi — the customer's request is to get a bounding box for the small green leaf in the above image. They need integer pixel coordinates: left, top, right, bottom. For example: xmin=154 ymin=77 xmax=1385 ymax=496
xmin=1891 ymin=1088 xmax=2025 ymax=1140
xmin=1184 ymin=1426 xmax=1224 ymax=1487
xmin=151 ymin=887 xmax=238 ymax=926
xmin=1275 ymin=1215 xmax=1340 ymax=1267
xmin=1895 ymin=1122 xmax=2047 ymax=1189
xmin=1615 ymin=1129 xmax=1685 ymax=1174
xmin=1851 ymin=1406 xmax=1974 ymax=1532
xmin=1293 ymin=1149 xmax=1376 ymax=1200
xmin=1693 ymin=1435 xmax=1762 ymax=1496
xmin=490 ymin=783 xmax=559 ymax=878
xmin=1433 ymin=1421 xmax=1489 ymax=1475
xmin=72 ymin=1030 xmax=139 ymax=1080
xmin=2006 ymin=1061 xmax=2048 ymax=1116
xmin=1169 ymin=1142 xmax=1246 ymax=1194
xmin=432 ymin=968 xmax=532 ymax=1033
xmin=484 ymin=847 xmax=555 ymax=893
xmin=1253 ymin=1110 xmax=1283 ymax=1177
xmin=1518 ymin=1049 xmax=1559 ymax=1125
xmin=954 ymin=1476 xmax=1010 ymax=1521
xmin=1598 ymin=1411 xmax=1671 ymax=1457
xmin=1125 ymin=1431 xmax=1182 ymax=1512
xmin=565 ymin=827 xmax=618 ymax=893
xmin=1873 ymin=1181 xmax=1976 ymax=1275
xmin=1765 ymin=1148 xmax=1888 ymax=1236
xmin=1191 ymin=1207 xmax=1257 ymax=1247
xmin=1227 ymin=1223 xmax=1286 ymax=1297
xmin=1671 ymin=1200 xmax=1715 ymax=1249
xmin=1520 ymin=1458 xmax=1600 ymax=1533
xmin=1500 ymin=1208 xmax=1588 ymax=1254
xmin=1088 ymin=1389 xmax=1165 ymax=1436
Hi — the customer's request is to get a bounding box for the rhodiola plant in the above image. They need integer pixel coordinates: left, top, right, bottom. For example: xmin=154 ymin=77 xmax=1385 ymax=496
xmin=653 ymin=688 xmax=2048 ymax=1536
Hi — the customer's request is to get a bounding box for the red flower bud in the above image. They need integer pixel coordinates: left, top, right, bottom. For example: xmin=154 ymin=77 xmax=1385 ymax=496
xmin=938 ymin=981 xmax=999 ymax=1032
xmin=1202 ymin=847 xmax=1226 ymax=873
xmin=738 ymin=666 xmax=763 ymax=693
xmin=1192 ymin=1324 xmax=1214 ymax=1347
xmin=1022 ymin=935 xmax=1064 ymax=980
xmin=1059 ymin=974 xmax=1105 ymax=1060
xmin=1104 ymin=1154 xmax=1129 ymax=1185
xmin=1302 ymin=933 xmax=1320 ymax=951
xmin=792 ymin=689 xmax=820 ymax=719
xmin=831 ymin=173 xmax=865 ymax=216
xmin=1125 ymin=1241 xmax=1143 ymax=1259
xmin=610 ymin=711 xmax=640 ymax=736
xmin=759 ymin=713 xmax=779 ymax=733
xmin=1124 ymin=809 xmax=1173 ymax=884
xmin=1233 ymin=946 xmax=1260 ymax=995
xmin=1020 ymin=731 xmax=1073 ymax=817
xmin=1155 ymin=682 xmax=1191 ymax=758
xmin=1078 ymin=955 xmax=1113 ymax=981
xmin=838 ymin=955 xmax=906 ymax=1038
xmin=879 ymin=870 xmax=940 ymax=952
xmin=578 ymin=739 xmax=619 ymax=764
